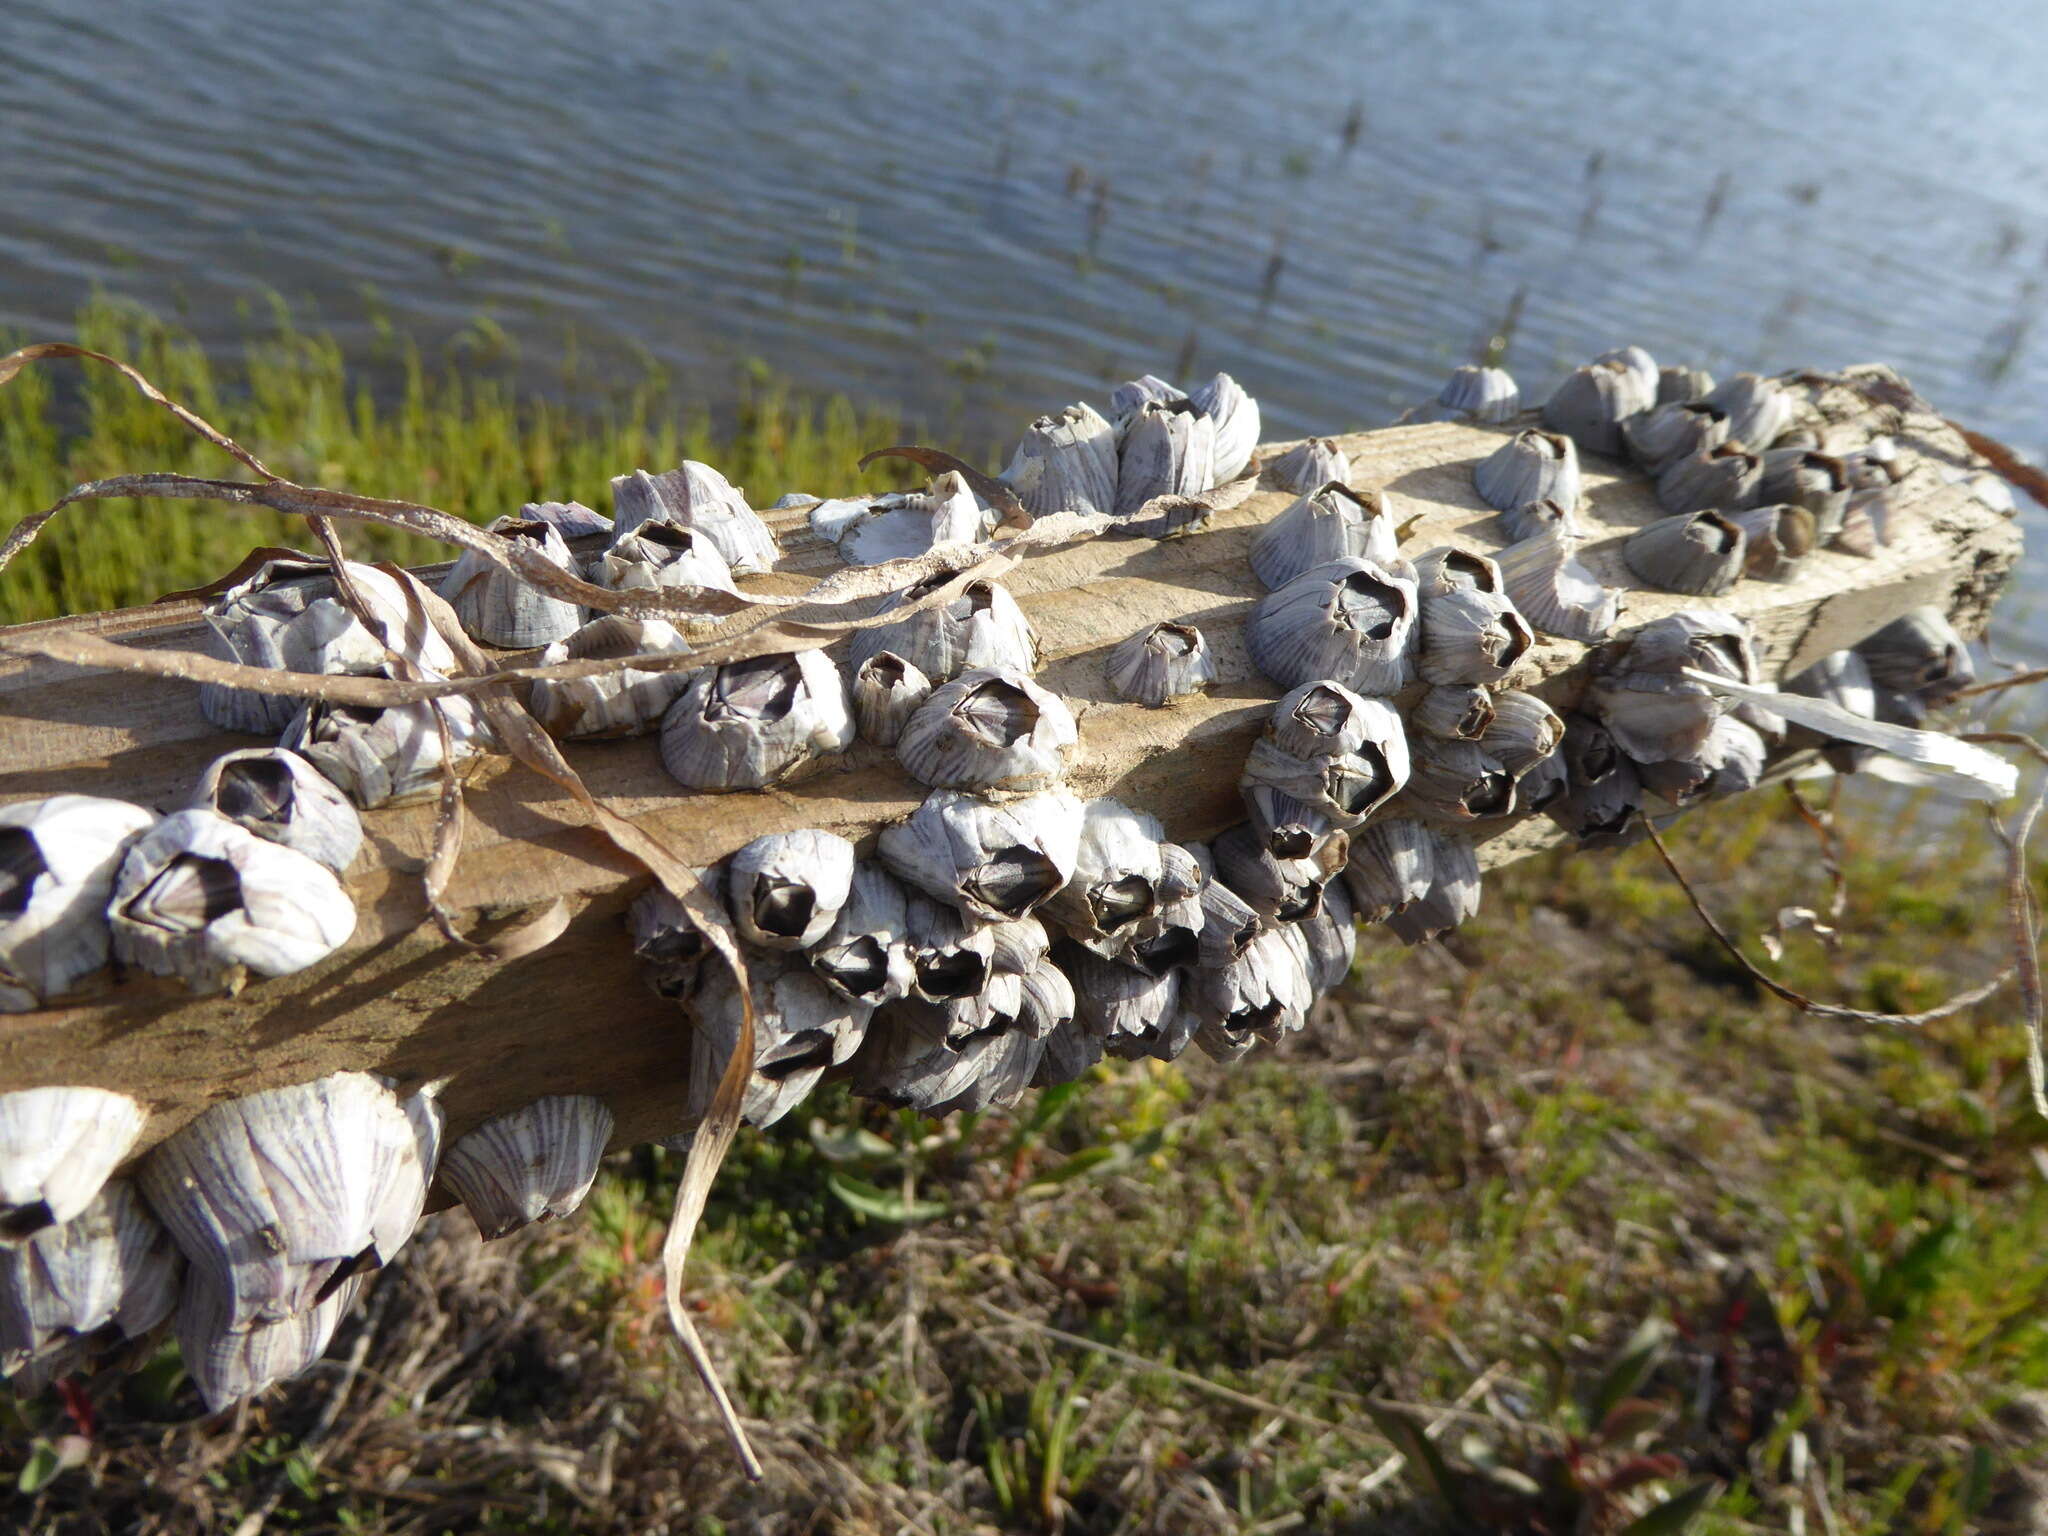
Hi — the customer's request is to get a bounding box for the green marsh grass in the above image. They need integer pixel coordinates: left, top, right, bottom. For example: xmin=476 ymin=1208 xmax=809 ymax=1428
xmin=0 ymin=298 xmax=912 ymax=623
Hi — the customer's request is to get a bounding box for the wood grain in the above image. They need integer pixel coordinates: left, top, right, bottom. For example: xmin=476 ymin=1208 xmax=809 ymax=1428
xmin=0 ymin=368 xmax=2020 ymax=1171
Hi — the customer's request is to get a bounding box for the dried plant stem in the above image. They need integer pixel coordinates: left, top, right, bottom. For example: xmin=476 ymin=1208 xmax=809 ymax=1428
xmin=1639 ymin=815 xmax=2011 ymax=1028
xmin=1988 ymin=778 xmax=2048 ymax=1117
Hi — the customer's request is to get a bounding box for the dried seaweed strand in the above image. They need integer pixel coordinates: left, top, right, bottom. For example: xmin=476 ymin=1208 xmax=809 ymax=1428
xmin=1640 ymin=814 xmax=2010 ymax=1028
xmin=1783 ymin=781 xmax=1849 ymax=922
xmin=399 ymin=571 xmax=764 ymax=1475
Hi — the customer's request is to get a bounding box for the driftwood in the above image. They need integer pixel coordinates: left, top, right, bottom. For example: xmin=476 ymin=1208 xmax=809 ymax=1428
xmin=0 ymin=367 xmax=2020 ymax=1173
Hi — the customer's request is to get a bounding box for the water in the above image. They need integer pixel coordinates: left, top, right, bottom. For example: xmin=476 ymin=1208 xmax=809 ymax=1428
xmin=4 ymin=0 xmax=2047 ymax=652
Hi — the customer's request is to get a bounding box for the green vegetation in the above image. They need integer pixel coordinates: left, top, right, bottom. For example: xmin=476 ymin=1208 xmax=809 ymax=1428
xmin=5 ymin=793 xmax=2043 ymax=1533
xmin=0 ymin=298 xmax=911 ymax=623
xmin=1 ymin=312 xmax=2044 ymax=1532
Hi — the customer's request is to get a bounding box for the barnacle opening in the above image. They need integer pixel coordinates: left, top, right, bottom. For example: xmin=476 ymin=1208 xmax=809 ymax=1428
xmin=216 ymin=758 xmax=297 ymax=827
xmin=815 ymin=937 xmax=888 ymax=999
xmin=0 ymin=1199 xmax=57 ymax=1241
xmin=1432 ymin=551 xmax=1497 ymax=593
xmin=1464 ymin=771 xmax=1516 ymax=818
xmin=128 ymin=854 xmax=242 ymax=934
xmin=963 ymin=846 xmax=1062 ymax=917
xmin=1133 ymin=924 xmax=1198 ymax=976
xmin=952 ymin=679 xmax=1038 ymax=746
xmin=501 ymin=520 xmax=554 ymax=546
xmin=635 ymin=524 xmax=696 ymax=554
xmin=706 ymin=655 xmax=800 ymax=724
xmin=761 ymin=1032 xmax=837 ymax=1080
xmin=1274 ymin=880 xmax=1323 ymax=923
xmin=1093 ymin=875 xmax=1156 ymax=931
xmin=1149 ymin=623 xmax=1197 ymax=658
xmin=1227 ymin=998 xmax=1284 ymax=1036
xmin=1291 ymin=684 xmax=1352 ymax=741
xmin=0 ymin=828 xmax=49 ymax=917
xmin=916 ymin=948 xmax=989 ymax=999
xmin=1332 ymin=572 xmax=1403 ymax=639
xmin=1327 ymin=756 xmax=1391 ymax=816
xmin=1695 ymin=514 xmax=1740 ymax=555
xmin=861 ymin=653 xmax=911 ymax=688
xmin=751 ymin=877 xmax=816 ymax=940
xmin=1269 ymin=825 xmax=1318 ymax=859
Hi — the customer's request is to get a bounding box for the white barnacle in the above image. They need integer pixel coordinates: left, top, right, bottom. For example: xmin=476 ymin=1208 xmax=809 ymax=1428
xmin=1655 ymin=442 xmax=1763 ymax=516
xmin=1427 ymin=364 xmax=1520 ymax=424
xmin=0 ymin=1178 xmax=180 ymax=1391
xmin=1495 ymin=526 xmax=1618 ymax=644
xmin=1114 ymin=399 xmax=1216 ymax=515
xmin=1209 ymin=821 xmax=1342 ymax=924
xmin=283 ymin=690 xmax=493 ymax=810
xmin=177 ymin=1267 xmax=367 ymax=1411
xmin=1703 ymin=372 xmax=1794 ymax=453
xmin=590 ymin=523 xmax=739 ymax=599
xmin=0 ymin=1087 xmax=146 ymax=1241
xmin=1857 ymin=607 xmax=1973 ymax=704
xmin=658 ymin=649 xmax=854 ymax=792
xmin=1622 ymin=511 xmax=1748 ymax=596
xmin=1290 ymin=877 xmax=1357 ymax=994
xmin=1188 ymin=371 xmax=1262 ymax=483
xmin=529 ymin=615 xmax=694 ymax=740
xmin=1403 ymin=736 xmax=1519 ymax=822
xmin=1498 ymin=496 xmax=1580 ymax=543
xmin=1758 ymin=449 xmax=1851 ymax=542
xmin=725 ymin=829 xmax=857 ymax=951
xmin=1056 ymin=938 xmax=1195 ymax=1063
xmin=1003 ymin=401 xmax=1119 ymax=520
xmin=188 ymin=748 xmax=362 ymax=875
xmin=109 ymin=809 xmax=356 ymax=994
xmin=438 ymin=1096 xmax=614 ymax=1241
xmin=1248 ymin=482 xmax=1401 ymax=591
xmin=895 ymin=669 xmax=1077 ymax=791
xmin=850 ymin=651 xmax=935 ymax=747
xmin=845 ymin=575 xmax=1039 ymax=683
xmin=1410 ymin=546 xmax=1505 ymax=599
xmin=609 ymin=462 xmax=776 ymax=574
xmin=0 ymin=795 xmax=156 ymax=1011
xmin=1412 ymin=685 xmax=1497 ymax=742
xmin=1385 ymin=828 xmax=1482 ymax=944
xmin=1190 ymin=927 xmax=1313 ymax=1061
xmin=1473 ymin=430 xmax=1580 ymax=516
xmin=1245 ymin=557 xmax=1419 ymax=696
xmin=1342 ymin=816 xmax=1435 ymax=922
xmin=1042 ymin=799 xmax=1199 ymax=956
xmin=1263 ymin=438 xmax=1350 ymax=494
xmin=1477 ymin=691 xmax=1566 ymax=778
xmin=1656 ymin=365 xmax=1714 ymax=406
xmin=1623 ymin=400 xmax=1731 ymax=477
xmin=1417 ymin=587 xmax=1535 ymax=686
xmin=877 ymin=787 xmax=1084 ymax=927
xmin=809 ymin=861 xmax=918 ymax=1007
xmin=1542 ymin=358 xmax=1654 ymax=457
xmin=1106 ymin=622 xmax=1217 ymax=707
xmin=136 ymin=1071 xmax=441 ymax=1332
xmin=437 ymin=515 xmax=584 ymax=649
xmin=1725 ymin=503 xmax=1816 ymax=580
xmin=197 ymin=559 xmax=457 ymax=737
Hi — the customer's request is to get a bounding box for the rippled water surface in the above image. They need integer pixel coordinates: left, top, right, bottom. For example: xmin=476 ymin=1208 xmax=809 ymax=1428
xmin=5 ymin=0 xmax=2047 ymax=644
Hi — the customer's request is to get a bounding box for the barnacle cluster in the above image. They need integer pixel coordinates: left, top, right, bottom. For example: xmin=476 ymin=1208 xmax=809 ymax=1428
xmin=0 ymin=351 xmax=1999 ymax=1412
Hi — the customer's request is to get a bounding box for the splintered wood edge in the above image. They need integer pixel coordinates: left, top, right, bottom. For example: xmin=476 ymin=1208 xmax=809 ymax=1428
xmin=0 ymin=369 xmax=2022 ymax=1171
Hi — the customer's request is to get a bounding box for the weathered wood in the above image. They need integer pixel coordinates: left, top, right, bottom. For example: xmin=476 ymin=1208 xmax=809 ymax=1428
xmin=0 ymin=369 xmax=2020 ymax=1167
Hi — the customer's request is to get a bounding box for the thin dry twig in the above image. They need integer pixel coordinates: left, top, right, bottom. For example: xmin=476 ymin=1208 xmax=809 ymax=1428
xmin=1640 ymin=814 xmax=2011 ymax=1028
xmin=972 ymin=1298 xmax=1388 ymax=1448
xmin=1988 ymin=779 xmax=2048 ymax=1117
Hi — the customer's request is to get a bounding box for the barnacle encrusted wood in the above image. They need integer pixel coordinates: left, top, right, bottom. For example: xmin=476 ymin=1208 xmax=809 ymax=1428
xmin=0 ymin=366 xmax=2019 ymax=1171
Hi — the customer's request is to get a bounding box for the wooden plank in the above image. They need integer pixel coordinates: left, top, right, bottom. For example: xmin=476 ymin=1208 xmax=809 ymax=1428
xmin=0 ymin=367 xmax=2020 ymax=1166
